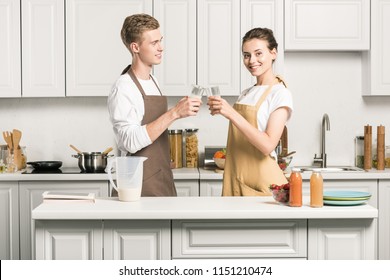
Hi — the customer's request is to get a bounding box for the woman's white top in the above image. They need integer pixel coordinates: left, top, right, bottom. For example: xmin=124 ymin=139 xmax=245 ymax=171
xmin=107 ymin=73 xmax=161 ymax=155
xmin=237 ymin=83 xmax=294 ymax=158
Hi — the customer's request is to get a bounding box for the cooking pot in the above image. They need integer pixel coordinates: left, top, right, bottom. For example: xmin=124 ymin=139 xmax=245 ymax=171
xmin=72 ymin=152 xmax=113 ymax=173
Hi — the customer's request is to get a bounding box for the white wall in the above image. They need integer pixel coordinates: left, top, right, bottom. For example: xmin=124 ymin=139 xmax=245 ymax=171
xmin=1 ymin=51 xmax=389 ymax=168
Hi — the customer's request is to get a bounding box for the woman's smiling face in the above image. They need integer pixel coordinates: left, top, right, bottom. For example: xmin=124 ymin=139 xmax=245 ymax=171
xmin=242 ymin=38 xmax=276 ymax=77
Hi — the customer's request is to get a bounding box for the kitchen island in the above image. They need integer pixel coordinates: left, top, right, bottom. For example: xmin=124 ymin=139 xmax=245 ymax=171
xmin=32 ymin=196 xmax=377 ymax=260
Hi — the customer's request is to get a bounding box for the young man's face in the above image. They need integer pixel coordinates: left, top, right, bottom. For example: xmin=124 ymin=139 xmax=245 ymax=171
xmin=135 ymin=28 xmax=164 ymax=66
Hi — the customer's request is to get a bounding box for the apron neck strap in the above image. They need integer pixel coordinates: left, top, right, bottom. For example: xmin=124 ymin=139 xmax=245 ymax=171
xmin=127 ymin=65 xmax=163 ymax=97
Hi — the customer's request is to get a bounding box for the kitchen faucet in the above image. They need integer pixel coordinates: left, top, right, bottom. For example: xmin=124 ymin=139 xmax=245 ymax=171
xmin=314 ymin=113 xmax=330 ymax=168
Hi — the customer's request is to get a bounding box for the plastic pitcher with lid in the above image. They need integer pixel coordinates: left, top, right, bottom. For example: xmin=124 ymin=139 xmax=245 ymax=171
xmin=106 ymin=156 xmax=147 ymax=201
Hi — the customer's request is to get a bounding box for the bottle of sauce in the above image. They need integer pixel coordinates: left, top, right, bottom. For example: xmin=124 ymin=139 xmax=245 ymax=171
xmin=289 ymin=168 xmax=302 ymax=207
xmin=310 ymin=169 xmax=323 ymax=207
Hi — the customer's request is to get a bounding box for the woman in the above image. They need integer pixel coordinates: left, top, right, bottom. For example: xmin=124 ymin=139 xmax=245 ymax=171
xmin=208 ymin=28 xmax=293 ymax=196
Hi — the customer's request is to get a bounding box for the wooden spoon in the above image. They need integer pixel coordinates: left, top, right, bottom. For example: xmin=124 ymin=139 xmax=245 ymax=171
xmin=2 ymin=131 xmax=13 ymax=151
xmin=12 ymin=129 xmax=22 ymax=150
xmin=102 ymin=147 xmax=113 ymax=154
xmin=69 ymin=144 xmax=83 ymax=154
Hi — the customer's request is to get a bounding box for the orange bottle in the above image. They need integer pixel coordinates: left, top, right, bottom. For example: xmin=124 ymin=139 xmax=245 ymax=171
xmin=310 ymin=169 xmax=323 ymax=207
xmin=289 ymin=168 xmax=302 ymax=207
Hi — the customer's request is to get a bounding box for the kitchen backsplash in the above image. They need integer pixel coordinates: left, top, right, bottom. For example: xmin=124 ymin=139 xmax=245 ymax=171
xmin=1 ymin=52 xmax=390 ymax=168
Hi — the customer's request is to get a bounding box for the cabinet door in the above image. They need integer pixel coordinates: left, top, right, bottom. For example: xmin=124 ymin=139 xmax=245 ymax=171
xmin=308 ymin=219 xmax=376 ymax=260
xmin=362 ymin=0 xmax=390 ymax=96
xmin=0 ymin=182 xmax=19 ymax=260
xmin=241 ymin=0 xmax=284 ymax=89
xmin=35 ymin=220 xmax=103 ymax=260
xmin=154 ymin=0 xmax=196 ymax=96
xmin=200 ymin=180 xmax=222 ymax=196
xmin=19 ymin=181 xmax=108 ymax=260
xmin=198 ymin=0 xmax=240 ymax=96
xmin=22 ymin=0 xmax=65 ymax=97
xmin=378 ymin=179 xmax=390 ymax=259
xmin=0 ymin=0 xmax=21 ymax=97
xmin=285 ymin=0 xmax=370 ymax=50
xmin=104 ymin=220 xmax=171 ymax=260
xmin=175 ymin=179 xmax=199 ymax=197
xmin=66 ymin=0 xmax=152 ymax=96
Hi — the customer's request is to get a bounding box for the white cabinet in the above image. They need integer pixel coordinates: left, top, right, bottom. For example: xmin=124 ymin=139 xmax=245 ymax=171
xmin=0 ymin=182 xmax=19 ymax=260
xmin=103 ymin=220 xmax=171 ymax=260
xmin=362 ymin=0 xmax=390 ymax=96
xmin=19 ymin=181 xmax=108 ymax=259
xmin=285 ymin=0 xmax=370 ymax=51
xmin=308 ymin=219 xmax=376 ymax=259
xmin=0 ymin=0 xmax=21 ymax=97
xmin=378 ymin=179 xmax=390 ymax=259
xmin=200 ymin=179 xmax=222 ymax=196
xmin=175 ymin=179 xmax=199 ymax=196
xmin=35 ymin=220 xmax=103 ymax=260
xmin=65 ymin=0 xmax=152 ymax=96
xmin=197 ymin=0 xmax=240 ymax=96
xmin=153 ymin=0 xmax=196 ymax=96
xmin=22 ymin=0 xmax=65 ymax=97
xmin=241 ymin=0 xmax=284 ymax=89
xmin=172 ymin=219 xmax=307 ymax=259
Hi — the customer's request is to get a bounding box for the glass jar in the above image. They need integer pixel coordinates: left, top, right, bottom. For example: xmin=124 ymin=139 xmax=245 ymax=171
xmin=386 ymin=145 xmax=390 ymax=168
xmin=168 ymin=129 xmax=183 ymax=169
xmin=289 ymin=168 xmax=302 ymax=207
xmin=185 ymin=128 xmax=199 ymax=168
xmin=355 ymin=136 xmax=364 ymax=168
xmin=310 ymin=169 xmax=323 ymax=208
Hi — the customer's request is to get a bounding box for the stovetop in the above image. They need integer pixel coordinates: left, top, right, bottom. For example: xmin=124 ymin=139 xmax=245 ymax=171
xmin=22 ymin=167 xmax=103 ymax=174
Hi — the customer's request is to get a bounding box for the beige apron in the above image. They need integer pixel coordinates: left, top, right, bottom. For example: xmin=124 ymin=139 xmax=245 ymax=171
xmin=123 ymin=65 xmax=176 ymax=196
xmin=222 ymin=76 xmax=288 ymax=196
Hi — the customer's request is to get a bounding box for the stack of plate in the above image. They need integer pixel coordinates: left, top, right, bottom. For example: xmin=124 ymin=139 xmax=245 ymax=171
xmin=323 ymin=191 xmax=371 ymax=206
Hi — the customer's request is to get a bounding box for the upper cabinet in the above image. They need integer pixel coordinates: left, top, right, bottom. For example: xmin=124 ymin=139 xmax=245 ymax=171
xmin=0 ymin=0 xmax=21 ymax=98
xmin=22 ymin=0 xmax=65 ymax=97
xmin=284 ymin=0 xmax=370 ymax=51
xmin=153 ymin=0 xmax=196 ymax=96
xmin=241 ymin=0 xmax=284 ymax=90
xmin=362 ymin=0 xmax=390 ymax=96
xmin=66 ymin=0 xmax=152 ymax=97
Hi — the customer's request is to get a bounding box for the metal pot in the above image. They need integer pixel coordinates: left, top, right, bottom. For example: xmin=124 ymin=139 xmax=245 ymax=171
xmin=72 ymin=152 xmax=113 ymax=173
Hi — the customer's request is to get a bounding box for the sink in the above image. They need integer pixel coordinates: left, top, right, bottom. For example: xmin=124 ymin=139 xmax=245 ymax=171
xmin=296 ymin=166 xmax=365 ymax=173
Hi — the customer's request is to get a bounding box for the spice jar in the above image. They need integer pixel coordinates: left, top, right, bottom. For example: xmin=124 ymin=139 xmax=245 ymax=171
xmin=385 ymin=145 xmax=390 ymax=168
xmin=185 ymin=128 xmax=199 ymax=168
xmin=168 ymin=129 xmax=183 ymax=169
xmin=355 ymin=136 xmax=364 ymax=168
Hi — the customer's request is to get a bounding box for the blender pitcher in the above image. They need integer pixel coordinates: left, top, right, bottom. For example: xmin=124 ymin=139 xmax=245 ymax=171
xmin=106 ymin=156 xmax=147 ymax=201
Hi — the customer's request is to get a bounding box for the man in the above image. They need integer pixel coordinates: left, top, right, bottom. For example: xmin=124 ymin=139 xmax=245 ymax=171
xmin=108 ymin=14 xmax=201 ymax=196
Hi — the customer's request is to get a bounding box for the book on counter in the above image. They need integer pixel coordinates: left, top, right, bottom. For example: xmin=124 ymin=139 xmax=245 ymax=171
xmin=42 ymin=191 xmax=96 ymax=203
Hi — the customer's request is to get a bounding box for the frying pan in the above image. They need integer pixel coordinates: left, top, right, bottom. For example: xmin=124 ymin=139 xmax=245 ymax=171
xmin=27 ymin=161 xmax=62 ymax=170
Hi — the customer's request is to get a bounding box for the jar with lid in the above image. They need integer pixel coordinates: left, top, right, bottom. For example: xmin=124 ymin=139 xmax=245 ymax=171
xmin=185 ymin=128 xmax=199 ymax=168
xmin=168 ymin=129 xmax=183 ymax=169
xmin=386 ymin=145 xmax=390 ymax=168
xmin=355 ymin=136 xmax=364 ymax=168
xmin=310 ymin=169 xmax=323 ymax=208
xmin=289 ymin=168 xmax=302 ymax=207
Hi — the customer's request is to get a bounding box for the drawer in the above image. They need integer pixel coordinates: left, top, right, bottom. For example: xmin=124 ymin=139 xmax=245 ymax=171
xmin=172 ymin=219 xmax=307 ymax=258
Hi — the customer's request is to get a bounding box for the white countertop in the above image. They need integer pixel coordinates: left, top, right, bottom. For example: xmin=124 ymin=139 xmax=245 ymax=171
xmin=0 ymin=167 xmax=199 ymax=181
xmin=32 ymin=196 xmax=378 ymax=220
xmin=200 ymin=168 xmax=390 ymax=180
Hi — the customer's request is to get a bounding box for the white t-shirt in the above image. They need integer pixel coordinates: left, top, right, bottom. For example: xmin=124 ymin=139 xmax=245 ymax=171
xmin=236 ymin=84 xmax=293 ymax=158
xmin=107 ymin=73 xmax=161 ymax=155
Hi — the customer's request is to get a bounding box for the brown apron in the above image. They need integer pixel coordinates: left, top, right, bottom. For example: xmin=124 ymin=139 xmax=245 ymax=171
xmin=123 ymin=65 xmax=176 ymax=196
xmin=222 ymin=76 xmax=288 ymax=196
